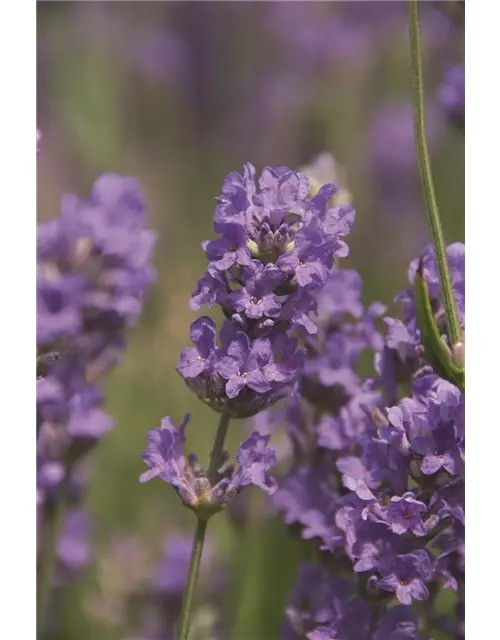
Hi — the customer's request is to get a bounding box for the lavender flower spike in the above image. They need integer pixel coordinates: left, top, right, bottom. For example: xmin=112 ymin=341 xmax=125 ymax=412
xmin=178 ymin=162 xmax=354 ymax=418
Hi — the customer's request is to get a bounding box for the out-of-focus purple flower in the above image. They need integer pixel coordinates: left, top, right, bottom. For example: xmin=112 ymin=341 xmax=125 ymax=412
xmin=37 ymin=174 xmax=156 ymax=464
xmin=307 ymin=599 xmax=372 ymax=640
xmin=37 ymin=174 xmax=155 ymax=609
xmin=56 ymin=510 xmax=92 ymax=576
xmin=373 ymin=606 xmax=420 ymax=639
xmin=140 ymin=415 xmax=277 ymax=512
xmin=283 ymin=563 xmax=355 ymax=639
xmin=368 ymin=103 xmax=443 ymax=247
xmin=130 ymin=29 xmax=187 ymax=84
xmin=439 ymin=65 xmax=465 ymax=127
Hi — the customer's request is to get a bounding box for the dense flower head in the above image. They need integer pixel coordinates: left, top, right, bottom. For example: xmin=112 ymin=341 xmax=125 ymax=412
xmin=140 ymin=414 xmax=277 ymax=515
xmin=283 ymin=562 xmax=421 ymax=640
xmin=276 ymin=241 xmax=465 ymax=637
xmin=281 ymin=373 xmax=464 ymax=634
xmin=37 ymin=174 xmax=156 ymax=465
xmin=37 ymin=174 xmax=156 ymax=614
xmin=178 ymin=163 xmax=354 ymax=417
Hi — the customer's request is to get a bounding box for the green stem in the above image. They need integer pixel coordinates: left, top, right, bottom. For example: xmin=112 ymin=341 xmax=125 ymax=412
xmin=408 ymin=0 xmax=462 ymax=347
xmin=176 ymin=413 xmax=231 ymax=640
xmin=37 ymin=470 xmax=71 ymax=638
xmin=176 ymin=518 xmax=208 ymax=640
xmin=207 ymin=413 xmax=231 ymax=484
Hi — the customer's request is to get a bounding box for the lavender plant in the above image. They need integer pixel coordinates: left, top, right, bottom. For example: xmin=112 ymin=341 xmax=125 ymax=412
xmin=138 ymin=2 xmax=463 ymax=639
xmin=37 ymin=2 xmax=464 ymax=639
xmin=36 ymin=171 xmax=156 ymax=632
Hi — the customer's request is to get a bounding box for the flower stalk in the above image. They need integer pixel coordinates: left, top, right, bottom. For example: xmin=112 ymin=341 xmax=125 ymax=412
xmin=176 ymin=413 xmax=231 ymax=640
xmin=407 ymin=0 xmax=462 ymax=348
xmin=37 ymin=471 xmax=71 ymax=638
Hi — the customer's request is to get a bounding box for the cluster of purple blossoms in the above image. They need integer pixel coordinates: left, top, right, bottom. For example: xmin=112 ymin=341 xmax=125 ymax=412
xmin=37 ymin=174 xmax=156 ymax=595
xmin=381 ymin=242 xmax=465 ymax=399
xmin=140 ymin=414 xmax=277 ymax=514
xmin=176 ymin=163 xmax=355 ymax=419
xmin=271 ymin=244 xmax=465 ymax=639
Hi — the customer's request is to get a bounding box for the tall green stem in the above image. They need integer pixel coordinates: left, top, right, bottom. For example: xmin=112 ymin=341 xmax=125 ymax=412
xmin=176 ymin=413 xmax=231 ymax=640
xmin=408 ymin=0 xmax=462 ymax=347
xmin=37 ymin=470 xmax=71 ymax=638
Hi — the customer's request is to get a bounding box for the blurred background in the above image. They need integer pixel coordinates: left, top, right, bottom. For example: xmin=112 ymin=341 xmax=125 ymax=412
xmin=36 ymin=2 xmax=464 ymax=639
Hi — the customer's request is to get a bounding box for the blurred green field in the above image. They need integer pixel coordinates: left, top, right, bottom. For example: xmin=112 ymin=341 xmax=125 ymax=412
xmin=37 ymin=3 xmax=464 ymax=639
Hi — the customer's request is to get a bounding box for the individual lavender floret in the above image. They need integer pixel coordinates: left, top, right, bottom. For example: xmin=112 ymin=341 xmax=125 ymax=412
xmin=439 ymin=65 xmax=465 ymax=128
xmin=385 ymin=492 xmax=428 ymax=536
xmin=140 ymin=414 xmax=277 ymax=517
xmin=377 ymin=551 xmax=431 ymax=605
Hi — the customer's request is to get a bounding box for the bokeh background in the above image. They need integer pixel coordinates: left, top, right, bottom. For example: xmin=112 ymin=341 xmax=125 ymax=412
xmin=36 ymin=2 xmax=464 ymax=639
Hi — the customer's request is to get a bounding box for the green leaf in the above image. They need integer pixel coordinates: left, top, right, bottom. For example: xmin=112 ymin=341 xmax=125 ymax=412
xmin=414 ymin=259 xmax=465 ymax=395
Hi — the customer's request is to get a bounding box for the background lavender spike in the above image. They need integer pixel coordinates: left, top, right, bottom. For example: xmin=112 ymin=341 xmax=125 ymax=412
xmin=37 ymin=173 xmax=156 ymax=631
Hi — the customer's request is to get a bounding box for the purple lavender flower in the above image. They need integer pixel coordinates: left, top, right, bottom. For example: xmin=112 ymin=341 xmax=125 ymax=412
xmin=373 ymin=606 xmax=420 ymax=640
xmin=412 ymin=426 xmax=464 ymax=476
xmin=178 ymin=163 xmax=354 ymax=417
xmin=385 ymin=492 xmax=427 ymax=536
xmin=140 ymin=416 xmax=277 ymax=513
xmin=307 ymin=599 xmax=372 ymax=640
xmin=215 ymin=333 xmax=273 ymax=398
xmin=273 ymin=467 xmax=340 ymax=545
xmin=37 ymin=174 xmax=156 ymax=621
xmin=56 ymin=510 xmax=92 ymax=576
xmin=283 ymin=563 xmax=355 ymax=639
xmin=140 ymin=415 xmax=189 ymax=485
xmin=378 ymin=551 xmax=431 ymax=605
xmin=37 ymin=174 xmax=156 ymax=465
xmin=267 ymin=234 xmax=465 ymax=631
xmin=176 ymin=317 xmax=218 ymax=379
xmin=228 ymin=261 xmax=283 ymax=319
xmin=350 ymin=521 xmax=402 ymax=573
